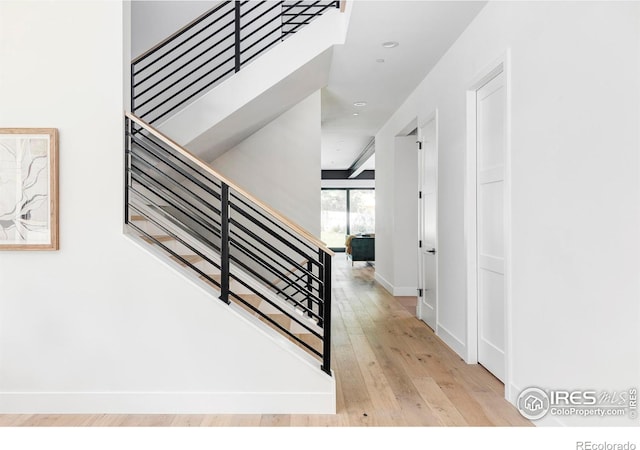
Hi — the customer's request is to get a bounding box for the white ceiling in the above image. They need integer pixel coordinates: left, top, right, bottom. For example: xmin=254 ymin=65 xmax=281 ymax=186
xmin=321 ymin=0 xmax=487 ymax=170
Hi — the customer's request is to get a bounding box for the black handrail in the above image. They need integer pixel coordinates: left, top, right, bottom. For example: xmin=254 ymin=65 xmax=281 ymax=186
xmin=125 ymin=114 xmax=333 ymax=375
xmin=132 ymin=0 xmax=339 ymax=124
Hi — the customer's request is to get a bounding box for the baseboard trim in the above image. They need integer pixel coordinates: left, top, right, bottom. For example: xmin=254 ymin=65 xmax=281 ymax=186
xmin=373 ymin=273 xmax=417 ymax=297
xmin=374 ymin=272 xmax=393 ymax=294
xmin=436 ymin=323 xmax=466 ymax=360
xmin=393 ymin=286 xmax=417 ymax=296
xmin=0 ymin=391 xmax=336 ymax=414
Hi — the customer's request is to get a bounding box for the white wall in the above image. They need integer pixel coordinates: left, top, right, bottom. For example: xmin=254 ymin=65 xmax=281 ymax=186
xmin=0 ymin=1 xmax=333 ymax=414
xmin=131 ymin=0 xmax=218 ymax=59
xmin=375 ymin=1 xmax=639 ymax=426
xmin=211 ymin=91 xmax=322 ymax=237
xmin=375 ymin=136 xmax=418 ymax=296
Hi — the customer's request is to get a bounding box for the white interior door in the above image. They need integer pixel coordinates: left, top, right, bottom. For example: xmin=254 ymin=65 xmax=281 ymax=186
xmin=476 ymin=71 xmax=506 ymax=382
xmin=417 ymin=118 xmax=437 ymax=330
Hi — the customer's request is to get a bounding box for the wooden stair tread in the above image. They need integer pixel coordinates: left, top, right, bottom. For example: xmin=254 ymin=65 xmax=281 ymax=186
xmin=293 ymin=333 xmax=322 ymax=352
xmin=236 ymin=293 xmax=262 ymax=310
xmin=130 ymin=215 xmax=146 ymax=221
xmin=141 ymin=235 xmax=174 ymax=243
xmin=262 ymin=313 xmax=291 ymax=330
xmin=171 ymin=254 xmax=204 ymax=265
xmin=199 ymin=274 xmax=222 ymax=289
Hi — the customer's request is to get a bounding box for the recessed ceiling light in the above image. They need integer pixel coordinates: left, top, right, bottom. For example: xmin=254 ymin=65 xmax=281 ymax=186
xmin=382 ymin=41 xmax=399 ymax=48
xmin=353 ymin=101 xmax=367 ymax=107
xmin=376 ymin=58 xmax=385 ymax=63
xmin=353 ymin=112 xmax=359 ymax=116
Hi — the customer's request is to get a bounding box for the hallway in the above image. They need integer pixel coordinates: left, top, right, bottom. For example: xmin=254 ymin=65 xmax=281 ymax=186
xmin=0 ymin=257 xmax=530 ymax=427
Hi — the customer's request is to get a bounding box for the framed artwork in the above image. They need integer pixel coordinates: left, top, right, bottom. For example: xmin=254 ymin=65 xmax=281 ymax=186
xmin=0 ymin=128 xmax=59 ymax=250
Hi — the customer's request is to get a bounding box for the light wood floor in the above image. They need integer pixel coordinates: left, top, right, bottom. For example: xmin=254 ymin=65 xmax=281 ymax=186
xmin=0 ymin=256 xmax=530 ymax=427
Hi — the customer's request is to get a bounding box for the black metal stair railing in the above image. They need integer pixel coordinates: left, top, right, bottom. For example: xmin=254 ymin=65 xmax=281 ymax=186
xmin=124 ymin=113 xmax=334 ymax=375
xmin=131 ymin=0 xmax=340 ymax=125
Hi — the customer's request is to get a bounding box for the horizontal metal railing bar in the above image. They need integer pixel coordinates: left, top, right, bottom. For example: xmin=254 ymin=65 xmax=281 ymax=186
xmin=228 ymin=228 xmax=322 ymax=296
xmin=134 ymin=14 xmax=234 ymax=80
xmin=277 ymin=265 xmax=319 ymax=297
xmin=229 ymin=200 xmax=321 ymax=266
xmin=231 ymin=230 xmax=323 ymax=296
xmin=229 ymin=212 xmax=321 ymax=273
xmin=286 ymin=1 xmax=323 ymax=20
xmin=147 ymin=65 xmax=236 ymax=125
xmin=239 ymin=14 xmax=281 ymax=45
xmin=283 ymin=21 xmax=312 ymax=26
xmin=238 ymin=1 xmax=281 ymax=33
xmin=128 ymin=199 xmax=222 ymax=258
xmin=129 ymin=151 xmax=222 ymax=218
xmin=228 ymin=249 xmax=322 ymax=323
xmin=134 ymin=41 xmax=235 ymax=109
xmin=227 ymin=268 xmax=323 ymax=337
xmin=227 ymin=290 xmax=322 ymax=358
xmin=240 ymin=36 xmax=284 ymax=67
xmin=129 ymin=162 xmax=222 ymax=236
xmin=128 ymin=179 xmax=222 ymax=248
xmin=137 ymin=47 xmax=234 ymax=115
xmin=228 ymin=233 xmax=324 ymax=309
xmin=128 ymin=210 xmax=222 ymax=281
xmin=238 ymin=24 xmax=282 ymax=57
xmin=131 ymin=144 xmax=220 ymax=212
xmin=282 ymin=1 xmax=306 ymax=15
xmin=129 ymin=126 xmax=223 ymax=191
xmin=133 ymin=23 xmax=235 ymax=92
xmin=240 ymin=0 xmax=269 ymax=19
xmin=283 ymin=2 xmax=329 ymax=35
xmin=282 ymin=11 xmax=327 ymax=15
xmin=132 ymin=0 xmax=233 ymax=67
xmin=284 ymin=1 xmax=335 ymax=6
xmin=129 ymin=133 xmax=223 ymax=201
xmin=283 ymin=2 xmax=335 ymax=23
xmin=264 ymin=254 xmax=321 ymax=299
xmin=229 ymin=191 xmax=319 ymax=255
xmin=128 ymin=186 xmax=222 ymax=255
xmin=228 ymin=235 xmax=321 ymax=309
xmin=228 ymin=239 xmax=325 ymax=310
xmin=129 ymin=183 xmax=220 ymax=246
xmin=126 ymin=113 xmax=334 ymax=256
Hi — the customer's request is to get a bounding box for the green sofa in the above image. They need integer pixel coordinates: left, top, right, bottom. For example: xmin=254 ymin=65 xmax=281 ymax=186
xmin=345 ymin=234 xmax=375 ymax=266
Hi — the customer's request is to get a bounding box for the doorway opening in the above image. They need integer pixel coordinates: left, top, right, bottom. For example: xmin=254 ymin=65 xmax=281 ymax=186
xmin=320 ymin=188 xmax=375 ymax=254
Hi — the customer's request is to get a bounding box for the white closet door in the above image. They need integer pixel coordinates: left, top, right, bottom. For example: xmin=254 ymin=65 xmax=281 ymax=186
xmin=476 ymin=71 xmax=506 ymax=382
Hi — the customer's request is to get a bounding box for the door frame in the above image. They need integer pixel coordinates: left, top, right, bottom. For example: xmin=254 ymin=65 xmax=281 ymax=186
xmin=464 ymin=51 xmax=513 ymax=401
xmin=417 ymin=110 xmax=438 ymax=328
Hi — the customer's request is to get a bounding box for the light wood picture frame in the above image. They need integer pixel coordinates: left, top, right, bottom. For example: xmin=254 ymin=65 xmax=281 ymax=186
xmin=0 ymin=128 xmax=59 ymax=250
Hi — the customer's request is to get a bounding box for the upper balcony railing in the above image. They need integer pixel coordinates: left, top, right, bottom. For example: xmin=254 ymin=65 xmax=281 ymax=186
xmin=131 ymin=1 xmax=340 ymax=125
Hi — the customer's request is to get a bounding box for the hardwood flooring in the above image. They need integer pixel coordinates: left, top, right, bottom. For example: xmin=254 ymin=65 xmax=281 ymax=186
xmin=0 ymin=256 xmax=530 ymax=427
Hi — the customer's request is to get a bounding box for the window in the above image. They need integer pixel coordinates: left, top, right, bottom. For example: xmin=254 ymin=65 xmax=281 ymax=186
xmin=321 ymin=189 xmax=375 ymax=251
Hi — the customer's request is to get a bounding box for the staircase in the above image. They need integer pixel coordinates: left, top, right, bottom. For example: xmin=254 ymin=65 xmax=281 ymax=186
xmin=125 ymin=1 xmax=343 ymax=376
